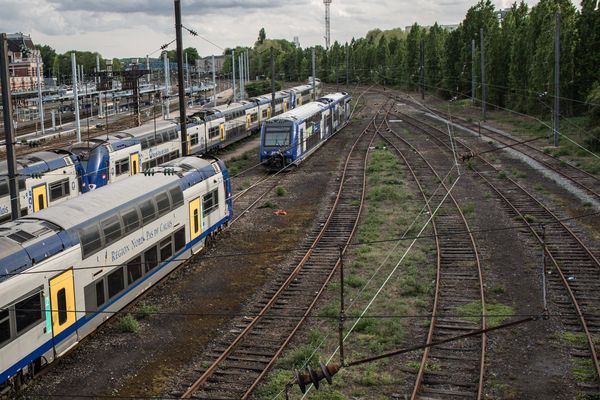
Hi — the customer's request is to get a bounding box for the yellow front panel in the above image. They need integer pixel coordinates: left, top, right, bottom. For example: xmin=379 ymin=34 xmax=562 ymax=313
xmin=189 ymin=197 xmax=202 ymax=241
xmin=246 ymin=114 xmax=251 ymax=130
xmin=283 ymin=100 xmax=288 ymax=112
xmin=32 ymin=184 xmax=47 ymax=212
xmin=129 ymin=153 xmax=140 ymax=175
xmin=49 ymin=269 xmax=76 ymax=336
xmin=297 ymin=97 xmax=302 ymax=106
xmin=219 ymin=123 xmax=225 ymax=141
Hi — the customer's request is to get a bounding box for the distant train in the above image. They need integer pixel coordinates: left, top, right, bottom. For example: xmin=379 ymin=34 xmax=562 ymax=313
xmin=0 ymin=155 xmax=232 ymax=392
xmin=260 ymin=92 xmax=352 ymax=169
xmin=0 ymin=80 xmax=321 ymax=223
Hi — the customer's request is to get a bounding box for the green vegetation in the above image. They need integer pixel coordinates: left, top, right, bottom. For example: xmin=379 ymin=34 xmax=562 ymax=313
xmin=226 ymin=150 xmax=256 ymax=176
xmin=116 ymin=313 xmax=140 ymax=333
xmin=258 ymin=201 xmax=276 ymax=209
xmin=137 ymin=302 xmax=160 ymax=319
xmin=275 ymin=186 xmax=287 ymax=196
xmin=456 ymin=302 xmax=514 ymax=328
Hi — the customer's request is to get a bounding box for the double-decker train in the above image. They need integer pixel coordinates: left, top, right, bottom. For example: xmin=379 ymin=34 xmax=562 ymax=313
xmin=0 ymin=155 xmax=232 ymax=392
xmin=260 ymin=92 xmax=352 ymax=169
xmin=0 ymin=80 xmax=321 ymax=223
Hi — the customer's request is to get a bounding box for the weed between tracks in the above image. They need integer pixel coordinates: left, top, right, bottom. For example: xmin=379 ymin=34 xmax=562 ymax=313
xmin=255 ymin=144 xmax=436 ymax=399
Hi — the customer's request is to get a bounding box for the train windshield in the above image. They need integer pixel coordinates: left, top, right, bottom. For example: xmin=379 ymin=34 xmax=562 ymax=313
xmin=263 ymin=123 xmax=292 ymax=147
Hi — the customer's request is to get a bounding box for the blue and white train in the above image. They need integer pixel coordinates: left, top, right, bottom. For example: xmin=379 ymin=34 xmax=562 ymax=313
xmin=260 ymin=92 xmax=352 ymax=169
xmin=0 ymin=80 xmax=322 ymax=222
xmin=0 ymin=155 xmax=232 ymax=392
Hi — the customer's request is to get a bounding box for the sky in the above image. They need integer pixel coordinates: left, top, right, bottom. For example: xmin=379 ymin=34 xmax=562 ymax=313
xmin=1 ymin=0 xmax=540 ymax=59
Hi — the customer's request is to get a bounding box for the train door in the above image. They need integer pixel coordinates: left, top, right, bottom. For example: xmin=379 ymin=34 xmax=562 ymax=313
xmin=267 ymin=107 xmax=272 ymax=119
xmin=129 ymin=153 xmax=139 ymax=176
xmin=219 ymin=123 xmax=225 ymax=142
xmin=49 ymin=269 xmax=77 ymax=353
xmin=297 ymin=96 xmax=303 ymax=107
xmin=189 ymin=197 xmax=203 ymax=253
xmin=32 ymin=184 xmax=48 ymax=212
xmin=246 ymin=114 xmax=252 ymax=130
xmin=328 ymin=111 xmax=333 ymax=137
xmin=283 ymin=100 xmax=289 ymax=113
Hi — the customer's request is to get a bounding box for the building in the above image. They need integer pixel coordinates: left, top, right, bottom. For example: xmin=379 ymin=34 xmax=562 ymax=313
xmin=6 ymin=33 xmax=43 ymax=92
xmin=197 ymin=55 xmax=226 ymax=74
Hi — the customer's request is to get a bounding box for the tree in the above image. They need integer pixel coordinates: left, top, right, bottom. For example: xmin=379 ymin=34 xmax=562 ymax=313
xmin=258 ymin=28 xmax=266 ymax=45
xmin=35 ymin=44 xmax=57 ymax=78
xmin=184 ymin=47 xmax=200 ymax=64
xmin=424 ymin=23 xmax=447 ymax=95
xmin=574 ymin=0 xmax=600 ymax=107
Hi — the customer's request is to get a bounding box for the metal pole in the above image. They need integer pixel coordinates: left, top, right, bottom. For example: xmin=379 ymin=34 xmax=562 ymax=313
xmin=346 ymin=45 xmax=349 ymax=86
xmin=471 ymin=39 xmax=476 ymax=105
xmin=338 ymin=246 xmax=346 ymax=366
xmin=232 ymin=49 xmax=236 ymax=101
xmin=311 ymin=48 xmax=316 ymax=100
xmin=246 ymin=51 xmax=250 ymax=82
xmin=420 ymin=38 xmax=425 ymax=100
xmin=163 ymin=51 xmax=170 ymax=119
xmin=335 ymin=51 xmax=339 ymax=91
xmin=480 ymin=28 xmax=486 ymax=121
xmin=36 ymin=54 xmax=45 ymax=135
xmin=212 ymin=55 xmax=216 ymax=107
xmin=0 ymin=33 xmax=21 ymax=220
xmin=71 ymin=52 xmax=81 ymax=142
xmin=51 ymin=109 xmax=56 ymax=131
xmin=174 ymin=0 xmax=188 ymax=157
xmin=185 ymin=52 xmax=190 ymax=94
xmin=97 ymin=54 xmax=103 ymax=117
xmin=554 ymin=12 xmax=560 ymax=147
xmin=271 ymin=47 xmax=275 ymax=111
xmin=239 ymin=54 xmax=244 ymax=100
xmin=146 ymin=54 xmax=151 ymax=84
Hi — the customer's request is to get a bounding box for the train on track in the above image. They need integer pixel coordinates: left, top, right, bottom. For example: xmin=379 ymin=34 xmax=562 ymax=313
xmin=0 ymin=80 xmax=321 ymax=223
xmin=0 ymin=155 xmax=232 ymax=393
xmin=260 ymin=92 xmax=351 ymax=169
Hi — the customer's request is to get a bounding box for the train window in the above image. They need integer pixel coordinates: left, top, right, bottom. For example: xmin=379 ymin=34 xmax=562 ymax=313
xmin=115 ymin=159 xmax=130 ymax=176
xmin=0 ymin=308 xmax=10 ymax=345
xmin=107 ymin=267 xmax=125 ymax=299
xmin=202 ymin=189 xmax=219 ymax=217
xmin=96 ymin=280 xmax=105 ymax=309
xmin=161 ymin=131 xmax=170 ymax=143
xmin=174 ymin=227 xmax=186 ymax=252
xmin=143 ymin=246 xmax=158 ymax=273
xmin=193 ymin=209 xmax=199 ymax=232
xmin=148 ymin=137 xmax=156 ymax=147
xmin=262 ymin=109 xmax=268 ymax=118
xmin=208 ymin=126 xmax=219 ymax=139
xmin=15 ymin=292 xmax=42 ymax=333
xmin=127 ymin=256 xmax=143 ymax=285
xmin=159 ymin=237 xmax=172 ymax=261
xmin=169 ymin=187 xmax=184 ymax=208
xmin=79 ymin=224 xmax=102 ymax=258
xmin=139 ymin=199 xmax=156 ymax=225
xmin=121 ymin=208 xmax=140 ymax=233
xmin=191 ymin=134 xmax=199 ymax=146
xmin=169 ymin=130 xmax=178 ymax=140
xmin=49 ymin=179 xmax=70 ymax=201
xmin=140 ymin=137 xmax=149 ymax=150
xmin=155 ymin=192 xmax=171 ymax=216
xmin=0 ymin=214 xmax=10 ymax=225
xmin=0 ymin=180 xmax=8 ymax=196
xmin=57 ymin=288 xmax=67 ymax=325
xmin=101 ymin=215 xmax=122 ymax=246
xmin=170 ymin=151 xmax=179 ymax=161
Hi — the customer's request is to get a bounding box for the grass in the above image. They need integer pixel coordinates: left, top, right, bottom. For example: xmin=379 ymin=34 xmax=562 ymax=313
xmin=116 ymin=313 xmax=140 ymax=333
xmin=137 ymin=302 xmax=160 ymax=319
xmin=226 ymin=149 xmax=256 ymax=176
xmin=258 ymin=201 xmax=277 ymax=209
xmin=455 ymin=302 xmax=514 ymax=328
xmin=275 ymin=186 xmax=287 ymax=196
xmin=256 ymin=144 xmax=435 ymax=398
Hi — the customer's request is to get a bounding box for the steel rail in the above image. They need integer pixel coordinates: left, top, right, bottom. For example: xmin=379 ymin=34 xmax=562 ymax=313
xmin=379 ymin=115 xmax=486 ymax=400
xmin=396 ymin=109 xmax=600 ymax=391
xmin=180 ymin=95 xmax=394 ymax=399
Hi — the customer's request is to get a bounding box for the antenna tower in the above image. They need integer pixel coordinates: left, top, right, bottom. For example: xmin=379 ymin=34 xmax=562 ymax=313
xmin=324 ymin=0 xmax=332 ymax=49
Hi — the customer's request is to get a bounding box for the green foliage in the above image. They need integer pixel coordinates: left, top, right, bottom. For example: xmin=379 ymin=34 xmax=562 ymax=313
xmin=245 ymin=80 xmax=282 ymax=97
xmin=456 ymin=302 xmax=514 ymax=328
xmin=137 ymin=302 xmax=160 ymax=319
xmin=116 ymin=313 xmax=140 ymax=333
xmin=275 ymin=186 xmax=287 ymax=196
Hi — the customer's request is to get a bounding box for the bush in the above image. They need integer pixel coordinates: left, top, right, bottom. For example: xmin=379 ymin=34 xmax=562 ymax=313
xmin=275 ymin=186 xmax=287 ymax=196
xmin=116 ymin=314 xmax=139 ymax=333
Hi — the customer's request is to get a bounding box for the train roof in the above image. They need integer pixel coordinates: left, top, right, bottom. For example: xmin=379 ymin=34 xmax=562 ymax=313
xmin=0 ymin=150 xmax=74 ymax=177
xmin=266 ymin=102 xmax=326 ymax=123
xmin=318 ymin=92 xmax=351 ymax=103
xmin=117 ymin=119 xmax=178 ymax=137
xmin=0 ymin=156 xmax=223 ymax=281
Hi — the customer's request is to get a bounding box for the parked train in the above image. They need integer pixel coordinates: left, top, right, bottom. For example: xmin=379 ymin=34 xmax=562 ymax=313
xmin=0 ymin=80 xmax=321 ymax=223
xmin=0 ymin=155 xmax=232 ymax=392
xmin=260 ymin=92 xmax=352 ymax=169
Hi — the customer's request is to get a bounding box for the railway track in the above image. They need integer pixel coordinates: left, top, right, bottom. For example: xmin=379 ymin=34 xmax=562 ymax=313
xmin=172 ymin=96 xmax=393 ymax=399
xmin=400 ymin=95 xmax=600 ymax=205
xmin=378 ymin=114 xmax=486 ymax=399
xmin=396 ymin=107 xmax=600 ymax=396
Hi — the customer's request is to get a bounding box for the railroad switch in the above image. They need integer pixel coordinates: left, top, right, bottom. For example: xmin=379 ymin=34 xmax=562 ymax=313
xmin=292 ymin=362 xmax=340 ymax=393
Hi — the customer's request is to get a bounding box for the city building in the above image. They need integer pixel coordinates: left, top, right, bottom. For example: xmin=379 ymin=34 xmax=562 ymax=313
xmin=6 ymin=33 xmax=44 ymax=92
xmin=197 ymin=55 xmax=226 ymax=74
